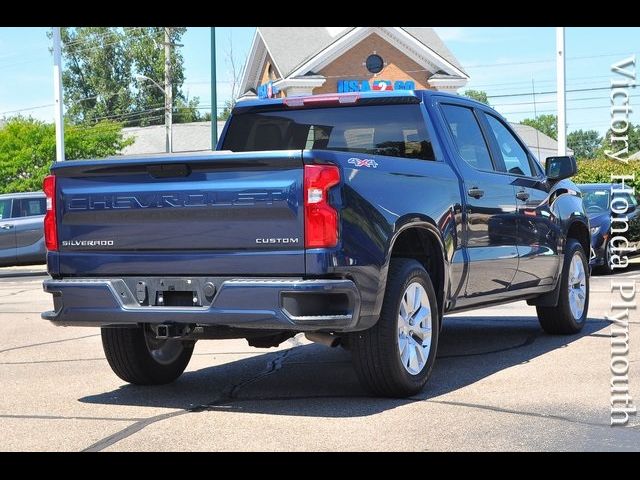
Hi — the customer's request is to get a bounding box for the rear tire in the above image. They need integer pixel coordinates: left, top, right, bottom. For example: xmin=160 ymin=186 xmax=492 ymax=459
xmin=351 ymin=258 xmax=439 ymax=398
xmin=101 ymin=325 xmax=194 ymax=385
xmin=537 ymin=239 xmax=589 ymax=334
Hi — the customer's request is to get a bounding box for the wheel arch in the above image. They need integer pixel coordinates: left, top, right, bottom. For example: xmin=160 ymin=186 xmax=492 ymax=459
xmin=376 ymin=217 xmax=448 ymax=324
xmin=566 ymin=219 xmax=590 ymax=257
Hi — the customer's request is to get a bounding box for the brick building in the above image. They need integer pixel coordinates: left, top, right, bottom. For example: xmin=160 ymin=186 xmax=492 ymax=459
xmin=239 ymin=27 xmax=469 ymax=99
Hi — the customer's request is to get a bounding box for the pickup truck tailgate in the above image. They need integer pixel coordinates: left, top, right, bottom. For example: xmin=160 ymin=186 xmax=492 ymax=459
xmin=50 ymin=151 xmax=305 ymax=276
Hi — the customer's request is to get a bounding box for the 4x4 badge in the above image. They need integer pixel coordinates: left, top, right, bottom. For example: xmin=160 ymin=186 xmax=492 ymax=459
xmin=348 ymin=158 xmax=378 ymax=168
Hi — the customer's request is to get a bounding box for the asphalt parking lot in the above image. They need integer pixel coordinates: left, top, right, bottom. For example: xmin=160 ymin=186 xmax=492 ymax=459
xmin=1 ymin=264 xmax=639 ymax=451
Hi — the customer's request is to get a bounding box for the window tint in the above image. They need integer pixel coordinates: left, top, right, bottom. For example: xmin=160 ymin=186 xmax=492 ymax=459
xmin=13 ymin=198 xmax=46 ymax=218
xmin=485 ymin=114 xmax=533 ymax=177
xmin=222 ymin=104 xmax=436 ymax=161
xmin=0 ymin=199 xmax=10 ymax=220
xmin=440 ymin=104 xmax=494 ymax=171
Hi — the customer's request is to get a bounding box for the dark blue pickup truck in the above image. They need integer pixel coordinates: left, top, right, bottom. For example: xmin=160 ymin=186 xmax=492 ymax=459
xmin=42 ymin=90 xmax=590 ymax=397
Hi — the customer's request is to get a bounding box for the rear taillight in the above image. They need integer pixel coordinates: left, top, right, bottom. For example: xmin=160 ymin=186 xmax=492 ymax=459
xmin=304 ymin=164 xmax=340 ymax=248
xmin=43 ymin=175 xmax=58 ymax=251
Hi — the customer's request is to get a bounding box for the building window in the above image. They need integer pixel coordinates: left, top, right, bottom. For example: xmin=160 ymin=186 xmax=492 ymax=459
xmin=366 ymin=54 xmax=384 ymax=74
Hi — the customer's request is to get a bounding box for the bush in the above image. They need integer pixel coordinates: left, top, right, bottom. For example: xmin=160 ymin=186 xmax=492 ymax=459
xmin=574 ymin=158 xmax=640 ymax=194
xmin=0 ymin=117 xmax=133 ymax=194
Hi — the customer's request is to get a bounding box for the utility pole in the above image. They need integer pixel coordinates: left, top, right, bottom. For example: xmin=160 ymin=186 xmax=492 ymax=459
xmin=556 ymin=27 xmax=567 ymax=156
xmin=532 ymin=78 xmax=541 ymax=161
xmin=52 ymin=27 xmax=65 ymax=162
xmin=211 ymin=27 xmax=217 ymax=150
xmin=164 ymin=27 xmax=173 ymax=153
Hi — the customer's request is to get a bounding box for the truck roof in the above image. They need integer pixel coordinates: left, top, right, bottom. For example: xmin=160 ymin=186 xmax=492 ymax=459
xmin=0 ymin=191 xmax=44 ymax=199
xmin=234 ymin=89 xmax=468 ymax=111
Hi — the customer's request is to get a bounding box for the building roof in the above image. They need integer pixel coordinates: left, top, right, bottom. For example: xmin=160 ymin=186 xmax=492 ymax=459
xmin=242 ymin=27 xmax=468 ymax=95
xmin=627 ymin=150 xmax=640 ymax=161
xmin=120 ymin=121 xmax=226 ymax=155
xmin=509 ymin=123 xmax=573 ymax=156
xmin=258 ymin=27 xmax=354 ymax=79
xmin=401 ymin=27 xmax=466 ymax=75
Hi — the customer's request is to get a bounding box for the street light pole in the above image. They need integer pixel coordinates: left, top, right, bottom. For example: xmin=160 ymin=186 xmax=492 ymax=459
xmin=556 ymin=27 xmax=567 ymax=156
xmin=135 ymin=74 xmax=170 ymax=153
xmin=211 ymin=27 xmax=217 ymax=150
xmin=52 ymin=27 xmax=65 ymax=162
xmin=164 ymin=27 xmax=173 ymax=154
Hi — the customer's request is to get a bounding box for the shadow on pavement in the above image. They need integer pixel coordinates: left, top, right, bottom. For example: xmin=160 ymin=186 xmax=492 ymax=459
xmin=79 ymin=316 xmax=610 ymax=418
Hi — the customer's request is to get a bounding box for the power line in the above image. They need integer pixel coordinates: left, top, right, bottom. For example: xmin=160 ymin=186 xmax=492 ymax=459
xmin=492 ymin=93 xmax=640 ymax=107
xmin=488 ymin=84 xmax=638 ymax=99
xmin=0 ymin=103 xmax=54 ymax=115
xmin=465 ymin=50 xmax=638 ymax=69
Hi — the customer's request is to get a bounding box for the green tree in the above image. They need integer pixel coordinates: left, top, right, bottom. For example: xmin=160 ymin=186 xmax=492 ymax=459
xmin=217 ymin=100 xmax=232 ymax=121
xmin=598 ymin=122 xmax=640 ymax=159
xmin=55 ymin=27 xmax=202 ymax=126
xmin=0 ymin=117 xmax=133 ymax=194
xmin=521 ymin=114 xmax=558 ymax=141
xmin=567 ymin=129 xmax=601 ymax=160
xmin=464 ymin=89 xmax=490 ymax=105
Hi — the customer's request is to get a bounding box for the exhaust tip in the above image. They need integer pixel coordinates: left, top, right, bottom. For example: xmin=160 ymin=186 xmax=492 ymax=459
xmin=305 ymin=332 xmax=341 ymax=348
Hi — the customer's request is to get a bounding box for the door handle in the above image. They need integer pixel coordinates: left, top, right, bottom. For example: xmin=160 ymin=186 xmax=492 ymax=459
xmin=516 ymin=190 xmax=530 ymax=201
xmin=1 ymin=224 xmax=13 ymax=230
xmin=467 ymin=187 xmax=485 ymax=199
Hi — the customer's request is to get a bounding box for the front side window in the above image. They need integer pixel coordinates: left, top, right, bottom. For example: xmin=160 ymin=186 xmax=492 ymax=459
xmin=0 ymin=199 xmax=11 ymax=220
xmin=223 ymin=104 xmax=436 ymax=161
xmin=440 ymin=104 xmax=494 ymax=171
xmin=485 ymin=114 xmax=534 ymax=177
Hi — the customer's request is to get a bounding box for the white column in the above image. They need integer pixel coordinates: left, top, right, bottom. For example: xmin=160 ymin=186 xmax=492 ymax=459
xmin=556 ymin=27 xmax=567 ymax=156
xmin=52 ymin=27 xmax=65 ymax=162
xmin=286 ymin=86 xmax=316 ymax=97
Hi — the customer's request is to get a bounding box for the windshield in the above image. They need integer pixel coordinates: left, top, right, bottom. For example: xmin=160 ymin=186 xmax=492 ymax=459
xmin=582 ymin=189 xmax=610 ymax=213
xmin=221 ymin=104 xmax=436 ymax=161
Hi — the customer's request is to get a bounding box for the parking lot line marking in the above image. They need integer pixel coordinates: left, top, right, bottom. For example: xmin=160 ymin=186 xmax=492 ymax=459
xmin=0 ymin=333 xmax=100 ymax=355
xmin=0 ymin=414 xmax=146 ymax=422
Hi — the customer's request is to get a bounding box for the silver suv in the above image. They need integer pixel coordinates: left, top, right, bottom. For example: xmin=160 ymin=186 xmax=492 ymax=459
xmin=0 ymin=192 xmax=47 ymax=267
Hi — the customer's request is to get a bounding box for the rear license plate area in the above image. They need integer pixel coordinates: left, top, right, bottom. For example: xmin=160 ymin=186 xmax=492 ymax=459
xmin=153 ymin=279 xmax=201 ymax=307
xmin=157 ymin=290 xmax=197 ymax=307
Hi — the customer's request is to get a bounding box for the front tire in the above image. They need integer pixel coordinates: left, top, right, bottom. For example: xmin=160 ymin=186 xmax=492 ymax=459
xmin=101 ymin=325 xmax=194 ymax=385
xmin=351 ymin=258 xmax=439 ymax=397
xmin=594 ymin=238 xmax=613 ymax=275
xmin=537 ymin=239 xmax=589 ymax=334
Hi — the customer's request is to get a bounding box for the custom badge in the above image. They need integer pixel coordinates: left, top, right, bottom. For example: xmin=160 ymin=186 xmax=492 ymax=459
xmin=348 ymin=158 xmax=378 ymax=168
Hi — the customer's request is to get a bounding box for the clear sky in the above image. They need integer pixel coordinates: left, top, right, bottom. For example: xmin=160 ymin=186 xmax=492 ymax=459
xmin=0 ymin=27 xmax=638 ymax=135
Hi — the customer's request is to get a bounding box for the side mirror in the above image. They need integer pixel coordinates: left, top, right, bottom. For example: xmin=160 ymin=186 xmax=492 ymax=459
xmin=545 ymin=156 xmax=577 ymax=181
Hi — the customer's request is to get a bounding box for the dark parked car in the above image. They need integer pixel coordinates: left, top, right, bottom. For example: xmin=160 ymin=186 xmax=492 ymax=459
xmin=578 ymin=183 xmax=640 ymax=274
xmin=42 ymin=90 xmax=590 ymax=397
xmin=0 ymin=192 xmax=47 ymax=267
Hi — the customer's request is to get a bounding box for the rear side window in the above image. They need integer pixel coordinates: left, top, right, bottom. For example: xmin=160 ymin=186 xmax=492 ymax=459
xmin=222 ymin=104 xmax=436 ymax=161
xmin=12 ymin=198 xmax=46 ymax=218
xmin=0 ymin=199 xmax=10 ymax=220
xmin=440 ymin=104 xmax=494 ymax=171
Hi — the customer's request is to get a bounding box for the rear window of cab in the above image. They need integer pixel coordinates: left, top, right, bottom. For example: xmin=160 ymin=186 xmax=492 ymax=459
xmin=222 ymin=104 xmax=436 ymax=161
